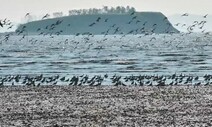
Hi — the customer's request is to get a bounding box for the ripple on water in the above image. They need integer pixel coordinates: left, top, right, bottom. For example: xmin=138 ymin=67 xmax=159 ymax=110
xmin=159 ymin=53 xmax=187 ymax=57
xmin=0 ymin=34 xmax=212 ymax=76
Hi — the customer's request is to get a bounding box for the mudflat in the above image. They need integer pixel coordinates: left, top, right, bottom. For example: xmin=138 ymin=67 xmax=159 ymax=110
xmin=0 ymin=86 xmax=212 ymax=127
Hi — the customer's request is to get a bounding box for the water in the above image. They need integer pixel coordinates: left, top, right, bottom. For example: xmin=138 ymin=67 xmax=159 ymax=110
xmin=0 ymin=33 xmax=212 ymax=78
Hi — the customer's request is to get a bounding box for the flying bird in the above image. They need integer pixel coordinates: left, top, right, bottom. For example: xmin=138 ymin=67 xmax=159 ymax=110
xmin=42 ymin=14 xmax=50 ymax=19
xmin=114 ymin=27 xmax=120 ymax=34
xmin=143 ymin=21 xmax=147 ymax=26
xmin=203 ymin=14 xmax=208 ymax=18
xmin=2 ymin=18 xmax=7 ymax=24
xmin=25 ymin=13 xmax=30 ymax=17
xmin=132 ymin=16 xmax=137 ymax=20
xmin=153 ymin=24 xmax=157 ymax=27
xmin=136 ymin=20 xmax=141 ymax=24
xmin=96 ymin=17 xmax=101 ymax=22
xmin=111 ymin=24 xmax=116 ymax=28
xmin=127 ymin=20 xmax=133 ymax=24
xmin=89 ymin=22 xmax=96 ymax=27
xmin=150 ymin=37 xmax=156 ymax=41
xmin=175 ymin=23 xmax=180 ymax=26
xmin=7 ymin=25 xmax=13 ymax=29
xmin=37 ymin=28 xmax=41 ymax=31
xmin=182 ymin=24 xmax=186 ymax=27
xmin=163 ymin=17 xmax=168 ymax=21
xmin=0 ymin=21 xmax=3 ymax=27
xmin=130 ymin=11 xmax=135 ymax=15
xmin=182 ymin=13 xmax=189 ymax=16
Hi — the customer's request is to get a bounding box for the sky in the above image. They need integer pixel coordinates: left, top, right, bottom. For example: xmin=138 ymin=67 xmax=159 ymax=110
xmin=0 ymin=0 xmax=211 ymax=23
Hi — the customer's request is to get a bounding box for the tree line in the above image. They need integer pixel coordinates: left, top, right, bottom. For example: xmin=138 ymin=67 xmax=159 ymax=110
xmin=68 ymin=6 xmax=136 ymax=16
xmin=23 ymin=6 xmax=137 ymax=22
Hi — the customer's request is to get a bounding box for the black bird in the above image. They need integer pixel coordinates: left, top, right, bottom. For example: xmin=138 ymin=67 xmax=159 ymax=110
xmin=114 ymin=27 xmax=120 ymax=34
xmin=194 ymin=76 xmax=199 ymax=81
xmin=2 ymin=18 xmax=7 ymax=25
xmin=96 ymin=17 xmax=101 ymax=22
xmin=45 ymin=25 xmax=49 ymax=29
xmin=153 ymin=24 xmax=157 ymax=27
xmin=127 ymin=20 xmax=133 ymax=24
xmin=7 ymin=25 xmax=13 ymax=29
xmin=37 ymin=28 xmax=41 ymax=31
xmin=60 ymin=76 xmax=66 ymax=81
xmin=132 ymin=16 xmax=137 ymax=20
xmin=136 ymin=20 xmax=141 ymax=24
xmin=37 ymin=83 xmax=41 ymax=87
xmin=143 ymin=21 xmax=147 ymax=26
xmin=194 ymin=82 xmax=201 ymax=87
xmin=69 ymin=76 xmax=79 ymax=86
xmin=25 ymin=13 xmax=30 ymax=17
xmin=203 ymin=14 xmax=208 ymax=18
xmin=130 ymin=11 xmax=135 ymax=15
xmin=111 ymin=24 xmax=116 ymax=27
xmin=89 ymin=22 xmax=96 ymax=27
xmin=182 ymin=24 xmax=186 ymax=27
xmin=104 ymin=74 xmax=108 ymax=78
xmin=42 ymin=14 xmax=50 ymax=19
xmin=39 ymin=32 xmax=44 ymax=35
xmin=0 ymin=81 xmax=3 ymax=86
xmin=3 ymin=34 xmax=10 ymax=42
xmin=169 ymin=81 xmax=174 ymax=86
xmin=76 ymin=33 xmax=80 ymax=36
xmin=175 ymin=23 xmax=180 ymax=26
xmin=182 ymin=13 xmax=189 ymax=16
xmin=163 ymin=17 xmax=168 ymax=21
xmin=0 ymin=21 xmax=3 ymax=27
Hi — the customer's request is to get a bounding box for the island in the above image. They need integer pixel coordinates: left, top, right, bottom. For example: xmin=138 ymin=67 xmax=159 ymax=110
xmin=16 ymin=12 xmax=179 ymax=35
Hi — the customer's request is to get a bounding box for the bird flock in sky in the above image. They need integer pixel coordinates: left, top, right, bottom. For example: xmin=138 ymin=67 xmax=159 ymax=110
xmin=0 ymin=12 xmax=210 ymax=41
xmin=0 ymin=12 xmax=210 ymax=43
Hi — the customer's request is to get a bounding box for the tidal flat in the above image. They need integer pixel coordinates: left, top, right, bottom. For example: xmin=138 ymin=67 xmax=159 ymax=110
xmin=0 ymin=86 xmax=212 ymax=127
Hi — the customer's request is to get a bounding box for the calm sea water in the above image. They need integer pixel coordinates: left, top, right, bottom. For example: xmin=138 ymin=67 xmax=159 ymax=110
xmin=0 ymin=34 xmax=212 ymax=78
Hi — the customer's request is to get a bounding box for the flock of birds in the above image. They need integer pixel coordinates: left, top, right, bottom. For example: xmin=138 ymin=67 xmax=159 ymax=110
xmin=0 ymin=12 xmax=212 ymax=87
xmin=0 ymin=12 xmax=210 ymax=43
xmin=179 ymin=13 xmax=209 ymax=34
xmin=0 ymin=18 xmax=13 ymax=29
xmin=0 ymin=74 xmax=212 ymax=87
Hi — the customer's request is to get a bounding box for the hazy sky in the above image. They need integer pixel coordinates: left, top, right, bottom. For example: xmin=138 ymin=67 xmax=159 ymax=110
xmin=0 ymin=0 xmax=211 ymax=23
